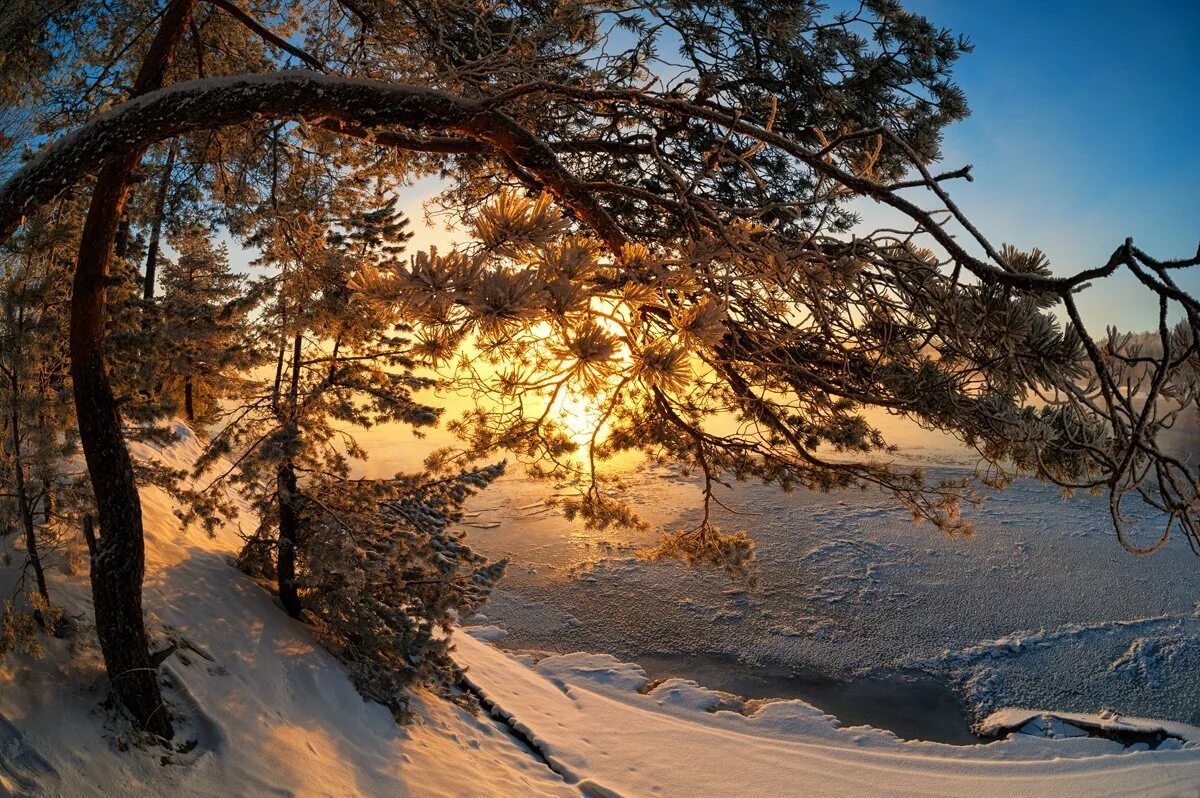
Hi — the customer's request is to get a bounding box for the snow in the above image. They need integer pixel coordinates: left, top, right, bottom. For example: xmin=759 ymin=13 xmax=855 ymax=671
xmin=458 ymin=462 xmax=1200 ymax=732
xmin=455 ymin=628 xmax=1200 ymax=798
xmin=0 ymin=427 xmax=573 ymax=797
xmin=978 ymin=707 xmax=1200 ymax=744
xmin=2 ymin=424 xmax=1198 ymax=795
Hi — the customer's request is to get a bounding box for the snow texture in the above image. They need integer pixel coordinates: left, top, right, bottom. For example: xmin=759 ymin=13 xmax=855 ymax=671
xmin=1 ymin=426 xmax=1197 ymax=796
xmin=456 ymin=629 xmax=1200 ymax=798
xmin=462 ymin=462 xmax=1200 ymax=730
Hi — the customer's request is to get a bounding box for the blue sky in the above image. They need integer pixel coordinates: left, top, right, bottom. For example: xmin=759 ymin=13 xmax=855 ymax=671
xmin=886 ymin=0 xmax=1200 ymax=328
xmin=343 ymin=2 xmax=1200 ymax=332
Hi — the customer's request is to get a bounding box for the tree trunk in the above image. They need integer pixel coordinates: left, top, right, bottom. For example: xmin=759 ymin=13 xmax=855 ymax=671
xmin=142 ymin=142 xmax=176 ymax=304
xmin=41 ymin=479 xmax=52 ymax=523
xmin=276 ymin=333 xmax=304 ymax=618
xmin=288 ymin=334 xmax=301 ymax=407
xmin=73 ymin=160 xmax=173 ymax=737
xmin=275 ymin=462 xmax=302 ymax=618
xmin=7 ymin=373 xmax=51 ymax=622
xmin=271 ymin=339 xmax=286 ymax=410
xmin=328 ymin=336 xmax=340 ymax=381
xmin=69 ymin=0 xmax=196 ymax=739
xmin=183 ymin=375 xmax=194 ymax=421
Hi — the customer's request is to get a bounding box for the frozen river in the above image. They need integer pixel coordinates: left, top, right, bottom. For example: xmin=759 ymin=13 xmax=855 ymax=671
xmin=349 ymin=409 xmax=1200 ymax=742
xmin=459 ymin=464 xmax=1200 ymax=742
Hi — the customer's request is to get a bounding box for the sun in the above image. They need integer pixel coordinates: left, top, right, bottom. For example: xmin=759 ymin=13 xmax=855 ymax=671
xmin=554 ymin=389 xmax=612 ymax=452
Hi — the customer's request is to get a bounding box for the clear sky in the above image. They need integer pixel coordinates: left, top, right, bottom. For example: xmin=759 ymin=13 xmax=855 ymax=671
xmin=880 ymin=0 xmax=1200 ymax=329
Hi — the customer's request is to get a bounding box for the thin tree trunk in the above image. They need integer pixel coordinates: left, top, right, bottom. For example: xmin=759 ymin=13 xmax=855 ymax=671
xmin=268 ymin=132 xmax=286 ymax=413
xmin=36 ymin=385 xmax=52 ymax=522
xmin=142 ymin=142 xmax=176 ymax=304
xmin=328 ymin=335 xmax=340 ymax=381
xmin=8 ymin=372 xmax=51 ymax=621
xmin=183 ymin=375 xmax=194 ymax=421
xmin=276 ymin=333 xmax=304 ymax=618
xmin=41 ymin=479 xmax=52 ymax=523
xmin=271 ymin=339 xmax=286 ymax=410
xmin=288 ymin=333 xmax=302 ymax=407
xmin=275 ymin=462 xmax=302 ymax=618
xmin=69 ymin=0 xmax=196 ymax=739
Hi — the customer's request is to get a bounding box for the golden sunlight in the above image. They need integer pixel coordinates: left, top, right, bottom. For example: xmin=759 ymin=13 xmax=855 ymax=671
xmin=554 ymin=389 xmax=613 ymax=452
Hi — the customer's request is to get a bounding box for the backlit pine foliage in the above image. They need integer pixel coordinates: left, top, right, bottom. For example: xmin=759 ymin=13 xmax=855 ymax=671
xmin=298 ymin=465 xmax=507 ymax=716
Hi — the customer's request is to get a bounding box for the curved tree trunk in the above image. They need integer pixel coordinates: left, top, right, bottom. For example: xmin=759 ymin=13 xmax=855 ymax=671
xmin=70 ymin=0 xmax=196 ymax=739
xmin=0 ymin=75 xmax=628 ymax=253
xmin=73 ymin=147 xmax=174 ymax=738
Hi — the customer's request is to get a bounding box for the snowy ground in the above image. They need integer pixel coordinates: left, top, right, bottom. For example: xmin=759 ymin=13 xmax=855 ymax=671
xmin=463 ymin=460 xmax=1200 ymax=741
xmin=0 ymin=427 xmax=574 ymax=797
xmin=1 ymin=425 xmax=1198 ymax=796
xmin=455 ymin=626 xmax=1200 ymax=798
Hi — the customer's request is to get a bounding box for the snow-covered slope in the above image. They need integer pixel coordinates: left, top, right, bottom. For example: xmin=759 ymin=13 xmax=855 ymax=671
xmin=2 ymin=426 xmax=1198 ymax=797
xmin=0 ymin=426 xmax=572 ymax=797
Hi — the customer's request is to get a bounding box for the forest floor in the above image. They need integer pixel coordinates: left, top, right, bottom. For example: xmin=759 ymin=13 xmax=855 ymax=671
xmin=0 ymin=424 xmax=1196 ymax=796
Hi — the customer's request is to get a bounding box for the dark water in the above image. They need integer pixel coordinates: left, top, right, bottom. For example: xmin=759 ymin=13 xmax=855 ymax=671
xmin=634 ymin=652 xmax=984 ymax=745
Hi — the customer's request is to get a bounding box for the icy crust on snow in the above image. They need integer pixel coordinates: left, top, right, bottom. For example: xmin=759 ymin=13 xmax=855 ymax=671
xmin=904 ymin=605 xmax=1200 ymax=722
xmin=455 ymin=631 xmax=1200 ymax=798
xmin=979 ymin=707 xmax=1200 ymax=744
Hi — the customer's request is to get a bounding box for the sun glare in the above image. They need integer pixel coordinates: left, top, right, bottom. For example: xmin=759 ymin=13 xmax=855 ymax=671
xmin=555 ymin=390 xmax=612 ymax=451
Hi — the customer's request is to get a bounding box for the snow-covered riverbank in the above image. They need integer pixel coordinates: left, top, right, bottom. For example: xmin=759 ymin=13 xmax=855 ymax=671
xmin=456 ymin=626 xmax=1200 ymax=797
xmin=464 ymin=463 xmax=1200 ymax=735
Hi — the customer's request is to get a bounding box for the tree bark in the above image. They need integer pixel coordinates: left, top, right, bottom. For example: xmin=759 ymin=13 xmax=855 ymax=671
xmin=69 ymin=0 xmax=197 ymax=739
xmin=142 ymin=142 xmax=176 ymax=304
xmin=183 ymin=375 xmax=194 ymax=421
xmin=275 ymin=462 xmax=302 ymax=618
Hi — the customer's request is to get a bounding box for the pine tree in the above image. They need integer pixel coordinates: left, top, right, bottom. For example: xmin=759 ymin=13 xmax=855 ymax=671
xmin=300 ymin=464 xmax=507 ymax=716
xmin=157 ymin=227 xmax=253 ymax=424
xmin=0 ymin=203 xmax=85 ymax=634
xmin=190 ymin=157 xmax=439 ymax=621
xmin=0 ymin=0 xmax=1196 ymax=736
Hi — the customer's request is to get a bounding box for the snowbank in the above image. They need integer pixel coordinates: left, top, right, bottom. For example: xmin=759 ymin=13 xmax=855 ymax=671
xmin=979 ymin=707 xmax=1200 ymax=745
xmin=456 ymin=629 xmax=1200 ymax=797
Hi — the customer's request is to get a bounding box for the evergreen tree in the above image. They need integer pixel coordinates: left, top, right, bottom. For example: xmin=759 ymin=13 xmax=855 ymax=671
xmin=191 ymin=165 xmax=440 ymax=620
xmin=0 ymin=204 xmax=85 ymax=634
xmin=300 ymin=464 xmax=507 ymax=717
xmin=0 ymin=0 xmax=1195 ymax=736
xmin=157 ymin=227 xmax=253 ymax=424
